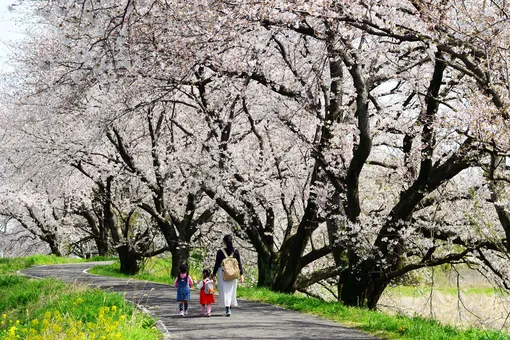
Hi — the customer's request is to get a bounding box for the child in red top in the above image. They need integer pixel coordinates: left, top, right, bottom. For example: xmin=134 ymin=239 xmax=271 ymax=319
xmin=196 ymin=268 xmax=215 ymax=317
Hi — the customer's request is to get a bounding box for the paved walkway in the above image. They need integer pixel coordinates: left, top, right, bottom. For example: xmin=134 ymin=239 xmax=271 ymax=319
xmin=20 ymin=262 xmax=378 ymax=339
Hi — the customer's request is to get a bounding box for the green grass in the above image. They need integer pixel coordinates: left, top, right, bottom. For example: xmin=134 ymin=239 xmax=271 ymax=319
xmin=0 ymin=254 xmax=113 ymax=274
xmin=386 ymin=285 xmax=506 ymax=297
xmin=0 ymin=275 xmax=65 ymax=313
xmin=236 ymin=287 xmax=510 ymax=340
xmin=0 ymin=275 xmax=160 ymax=339
xmin=88 ymin=256 xmax=202 ymax=283
xmin=0 ymin=255 xmax=161 ymax=340
xmin=90 ymin=260 xmax=510 ymax=340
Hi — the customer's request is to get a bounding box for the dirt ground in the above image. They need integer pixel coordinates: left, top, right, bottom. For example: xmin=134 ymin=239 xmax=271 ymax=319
xmin=379 ymin=269 xmax=510 ymax=331
xmin=380 ymin=290 xmax=510 ymax=330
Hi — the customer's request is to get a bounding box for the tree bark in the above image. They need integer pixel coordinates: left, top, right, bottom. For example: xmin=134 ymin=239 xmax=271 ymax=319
xmin=256 ymin=253 xmax=279 ymax=287
xmin=487 ymin=152 xmax=510 ymax=253
xmin=25 ymin=207 xmax=63 ymax=257
xmin=46 ymin=234 xmax=63 ymax=257
xmin=117 ymin=244 xmax=142 ymax=275
xmin=79 ymin=207 xmax=110 ymax=257
xmin=101 ymin=176 xmax=141 ymax=275
xmin=338 ymin=266 xmax=388 ymax=309
xmin=170 ymin=240 xmax=191 ymax=278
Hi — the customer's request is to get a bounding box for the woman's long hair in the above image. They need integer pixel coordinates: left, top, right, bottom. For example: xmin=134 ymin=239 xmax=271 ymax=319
xmin=223 ymin=234 xmax=234 ymax=255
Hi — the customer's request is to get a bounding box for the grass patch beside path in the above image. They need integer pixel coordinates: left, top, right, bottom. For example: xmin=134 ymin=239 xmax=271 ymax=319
xmin=88 ymin=258 xmax=176 ymax=284
xmin=0 ymin=256 xmax=161 ymax=340
xmin=0 ymin=254 xmax=112 ymax=274
xmin=91 ymin=261 xmax=510 ymax=339
xmin=88 ymin=257 xmax=202 ymax=282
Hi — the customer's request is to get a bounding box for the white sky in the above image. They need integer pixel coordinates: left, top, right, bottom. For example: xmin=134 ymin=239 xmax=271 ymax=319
xmin=0 ymin=0 xmax=27 ymax=72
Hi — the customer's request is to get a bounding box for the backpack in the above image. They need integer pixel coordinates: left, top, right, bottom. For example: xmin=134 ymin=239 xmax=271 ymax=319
xmin=221 ymin=248 xmax=240 ymax=281
xmin=204 ymin=279 xmax=215 ymax=295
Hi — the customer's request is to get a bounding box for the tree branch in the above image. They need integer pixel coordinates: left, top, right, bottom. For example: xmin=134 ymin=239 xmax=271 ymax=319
xmin=295 ymin=265 xmax=341 ymax=290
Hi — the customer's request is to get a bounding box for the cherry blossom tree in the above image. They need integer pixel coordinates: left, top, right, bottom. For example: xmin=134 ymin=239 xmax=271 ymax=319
xmin=3 ymin=0 xmax=510 ymax=309
xmin=206 ymin=0 xmax=510 ymax=307
xmin=1 ymin=0 xmax=222 ymax=275
xmin=0 ymin=13 xmax=169 ymax=272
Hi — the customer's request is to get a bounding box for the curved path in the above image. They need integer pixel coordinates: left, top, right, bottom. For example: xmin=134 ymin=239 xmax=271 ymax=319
xmin=20 ymin=262 xmax=378 ymax=340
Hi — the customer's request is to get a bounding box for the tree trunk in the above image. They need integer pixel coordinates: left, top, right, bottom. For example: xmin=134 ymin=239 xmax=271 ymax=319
xmin=256 ymin=253 xmax=284 ymax=288
xmin=103 ymin=175 xmax=140 ymax=274
xmin=326 ymin=192 xmax=347 ymax=301
xmin=271 ymin=246 xmax=305 ymax=293
xmin=117 ymin=245 xmax=142 ymax=275
xmin=257 ymin=251 xmax=309 ymax=293
xmin=271 ymin=269 xmax=301 ymax=293
xmin=338 ymin=264 xmax=388 ymax=309
xmin=170 ymin=242 xmax=190 ymax=278
xmin=488 ymin=153 xmax=510 ymax=253
xmin=78 ymin=205 xmax=111 ymax=257
xmin=47 ymin=235 xmax=62 ymax=257
xmin=96 ymin=218 xmax=109 ymax=256
xmin=96 ymin=238 xmax=109 ymax=257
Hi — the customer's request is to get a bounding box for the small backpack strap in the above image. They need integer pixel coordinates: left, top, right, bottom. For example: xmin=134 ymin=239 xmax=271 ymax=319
xmin=221 ymin=248 xmax=233 ymax=258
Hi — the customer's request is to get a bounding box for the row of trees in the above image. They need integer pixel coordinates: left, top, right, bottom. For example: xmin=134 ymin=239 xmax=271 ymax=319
xmin=1 ymin=0 xmax=510 ymax=308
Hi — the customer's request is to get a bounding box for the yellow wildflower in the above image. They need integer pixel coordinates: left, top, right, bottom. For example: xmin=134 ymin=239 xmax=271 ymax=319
xmin=41 ymin=319 xmax=49 ymax=329
xmin=8 ymin=326 xmax=17 ymax=337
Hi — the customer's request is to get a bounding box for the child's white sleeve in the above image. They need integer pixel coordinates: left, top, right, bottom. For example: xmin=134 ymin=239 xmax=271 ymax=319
xmin=197 ymin=280 xmax=204 ymax=290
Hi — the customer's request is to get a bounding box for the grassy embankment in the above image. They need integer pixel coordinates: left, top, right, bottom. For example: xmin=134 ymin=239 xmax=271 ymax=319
xmin=387 ymin=285 xmax=499 ymax=297
xmin=0 ymin=255 xmax=161 ymax=340
xmin=89 ymin=258 xmax=510 ymax=340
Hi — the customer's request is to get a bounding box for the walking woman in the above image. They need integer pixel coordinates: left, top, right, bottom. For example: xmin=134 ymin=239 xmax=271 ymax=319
xmin=213 ymin=234 xmax=244 ymax=316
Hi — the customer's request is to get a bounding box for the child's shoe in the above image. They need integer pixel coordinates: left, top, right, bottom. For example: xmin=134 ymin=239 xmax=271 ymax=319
xmin=226 ymin=308 xmax=231 ymax=317
xmin=207 ymin=312 xmax=211 ymax=317
xmin=184 ymin=310 xmax=188 ymax=315
xmin=179 ymin=310 xmax=184 ymax=316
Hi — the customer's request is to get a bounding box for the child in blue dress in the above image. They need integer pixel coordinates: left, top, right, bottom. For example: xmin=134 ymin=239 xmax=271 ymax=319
xmin=173 ymin=263 xmax=193 ymax=316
